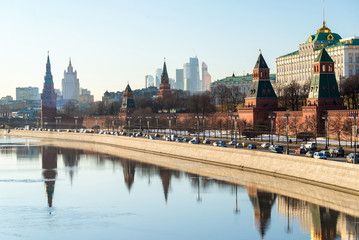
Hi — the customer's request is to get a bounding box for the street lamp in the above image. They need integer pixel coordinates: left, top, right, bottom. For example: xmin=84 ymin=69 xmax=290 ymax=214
xmin=155 ymin=115 xmax=160 ymax=136
xmin=268 ymin=115 xmax=276 ymax=146
xmin=173 ymin=115 xmax=179 ymax=135
xmin=283 ymin=114 xmax=291 ymax=155
xmin=167 ymin=116 xmax=173 ymax=138
xmin=127 ymin=116 xmax=132 ymax=134
xmin=322 ymin=115 xmax=330 ymax=150
xmin=95 ymin=116 xmax=99 ymax=133
xmin=146 ymin=116 xmax=151 ymax=138
xmin=194 ymin=115 xmax=200 ymax=139
xmin=112 ymin=116 xmax=116 ymax=132
xmin=350 ymin=113 xmax=358 ymax=164
xmin=74 ymin=116 xmax=79 ymax=131
xmin=198 ymin=115 xmax=206 ymax=142
xmin=230 ymin=115 xmax=239 ymax=147
xmin=55 ymin=116 xmax=62 ymax=130
xmin=138 ymin=116 xmax=142 ymax=133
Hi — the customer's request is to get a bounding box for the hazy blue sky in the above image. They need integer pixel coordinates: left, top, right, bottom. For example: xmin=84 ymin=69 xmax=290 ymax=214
xmin=0 ymin=0 xmax=358 ymax=100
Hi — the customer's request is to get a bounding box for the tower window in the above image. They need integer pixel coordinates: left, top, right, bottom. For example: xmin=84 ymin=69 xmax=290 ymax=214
xmin=322 ymin=64 xmax=326 ymax=72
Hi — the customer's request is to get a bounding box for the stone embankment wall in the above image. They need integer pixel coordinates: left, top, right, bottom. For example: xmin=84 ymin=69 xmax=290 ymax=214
xmin=4 ymin=130 xmax=359 ymax=195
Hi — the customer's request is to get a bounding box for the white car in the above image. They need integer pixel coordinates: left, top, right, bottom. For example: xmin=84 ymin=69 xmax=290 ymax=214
xmin=314 ymin=152 xmax=326 ymax=159
xmin=261 ymin=143 xmax=270 ymax=149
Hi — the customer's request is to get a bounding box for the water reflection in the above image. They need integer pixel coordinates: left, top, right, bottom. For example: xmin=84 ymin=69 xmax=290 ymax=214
xmin=2 ymin=144 xmax=359 ymax=239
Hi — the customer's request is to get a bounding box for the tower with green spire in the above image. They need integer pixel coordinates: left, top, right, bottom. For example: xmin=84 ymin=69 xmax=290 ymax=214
xmin=307 ymin=48 xmax=342 ymax=107
xmin=41 ymin=53 xmax=57 ymax=127
xmin=157 ymin=59 xmax=172 ymax=99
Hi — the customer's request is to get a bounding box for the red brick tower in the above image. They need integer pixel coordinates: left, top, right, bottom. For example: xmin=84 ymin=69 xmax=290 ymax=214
xmin=41 ymin=53 xmax=57 ymax=127
xmin=157 ymin=59 xmax=172 ymax=99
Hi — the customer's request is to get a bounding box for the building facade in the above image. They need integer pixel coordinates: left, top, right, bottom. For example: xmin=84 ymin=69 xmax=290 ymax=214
xmin=201 ymin=62 xmax=211 ymax=91
xmin=62 ymin=59 xmax=80 ymax=101
xmin=145 ymin=75 xmax=154 ymax=88
xmin=79 ymin=88 xmax=94 ymax=104
xmin=16 ymin=87 xmax=40 ymax=101
xmin=276 ymin=22 xmax=359 ymax=86
xmin=155 ymin=68 xmax=162 ymax=89
xmin=184 ymin=57 xmax=200 ymax=92
xmin=175 ymin=69 xmax=184 ymax=90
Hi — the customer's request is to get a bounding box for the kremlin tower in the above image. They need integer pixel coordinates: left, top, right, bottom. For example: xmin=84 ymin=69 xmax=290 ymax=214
xmin=157 ymin=59 xmax=172 ymax=99
xmin=41 ymin=53 xmax=57 ymax=127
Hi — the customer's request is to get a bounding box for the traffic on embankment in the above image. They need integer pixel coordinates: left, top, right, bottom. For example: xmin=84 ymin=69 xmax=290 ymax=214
xmin=3 ymin=128 xmax=359 ymax=195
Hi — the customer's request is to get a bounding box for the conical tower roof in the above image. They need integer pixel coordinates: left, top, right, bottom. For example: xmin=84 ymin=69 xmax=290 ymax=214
xmin=161 ymin=60 xmax=169 ymax=83
xmin=254 ymin=53 xmax=268 ymax=69
xmin=315 ymin=48 xmax=334 ymax=63
xmin=124 ymin=84 xmax=132 ymax=93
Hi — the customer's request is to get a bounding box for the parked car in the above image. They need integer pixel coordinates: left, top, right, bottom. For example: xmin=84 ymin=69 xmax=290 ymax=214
xmin=165 ymin=136 xmax=171 ymax=141
xmin=213 ymin=141 xmax=221 ymax=147
xmin=189 ymin=139 xmax=198 ymax=144
xmin=314 ymin=152 xmax=326 ymax=159
xmin=175 ymin=138 xmax=183 ymax=143
xmin=304 ymin=142 xmax=317 ymax=150
xmin=171 ymin=134 xmax=178 ymax=141
xmin=191 ymin=137 xmax=200 ymax=144
xmin=203 ymin=138 xmax=211 ymax=144
xmin=270 ymin=146 xmax=283 ymax=154
xmin=295 ymin=148 xmax=307 ymax=154
xmin=320 ymin=150 xmax=331 ymax=157
xmin=329 ymin=147 xmax=345 ymax=157
xmin=228 ymin=141 xmax=237 ymax=146
xmin=261 ymin=143 xmax=270 ymax=149
xmin=182 ymin=136 xmax=190 ymax=142
xmin=149 ymin=135 xmax=156 ymax=140
xmin=235 ymin=143 xmax=243 ymax=148
xmin=346 ymin=153 xmax=359 ymax=163
xmin=242 ymin=142 xmax=249 ymax=147
xmin=306 ymin=151 xmax=315 ymax=158
xmin=247 ymin=144 xmax=257 ymax=149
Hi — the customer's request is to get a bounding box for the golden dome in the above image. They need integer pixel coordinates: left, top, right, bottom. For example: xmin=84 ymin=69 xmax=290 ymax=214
xmin=317 ymin=21 xmax=331 ymax=34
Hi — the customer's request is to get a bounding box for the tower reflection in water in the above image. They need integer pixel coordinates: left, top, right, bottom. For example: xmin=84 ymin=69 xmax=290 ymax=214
xmin=41 ymin=146 xmax=57 ymax=209
xmin=37 ymin=146 xmax=359 ymax=238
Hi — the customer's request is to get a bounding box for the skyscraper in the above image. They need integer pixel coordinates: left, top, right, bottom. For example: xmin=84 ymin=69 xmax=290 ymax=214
xmin=155 ymin=68 xmax=162 ymax=89
xmin=62 ymin=59 xmax=80 ymax=101
xmin=175 ymin=69 xmax=184 ymax=90
xmin=201 ymin=62 xmax=212 ymax=91
xmin=41 ymin=53 xmax=57 ymax=127
xmin=145 ymin=75 xmax=154 ymax=88
xmin=184 ymin=57 xmax=200 ymax=92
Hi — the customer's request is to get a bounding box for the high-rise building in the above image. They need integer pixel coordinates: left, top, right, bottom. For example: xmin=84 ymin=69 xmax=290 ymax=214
xmin=145 ymin=75 xmax=154 ymax=88
xmin=41 ymin=54 xmax=57 ymax=127
xmin=16 ymin=87 xmax=40 ymax=101
xmin=175 ymin=69 xmax=184 ymax=90
xmin=184 ymin=57 xmax=200 ymax=92
xmin=62 ymin=59 xmax=80 ymax=101
xmin=155 ymin=68 xmax=162 ymax=89
xmin=201 ymin=62 xmax=212 ymax=91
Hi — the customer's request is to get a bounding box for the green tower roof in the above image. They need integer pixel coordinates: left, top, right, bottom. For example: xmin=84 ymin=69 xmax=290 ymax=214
xmin=124 ymin=84 xmax=132 ymax=93
xmin=254 ymin=54 xmax=268 ymax=69
xmin=315 ymin=48 xmax=334 ymax=63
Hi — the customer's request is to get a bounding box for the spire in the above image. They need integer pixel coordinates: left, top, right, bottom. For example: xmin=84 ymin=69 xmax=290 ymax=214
xmin=254 ymin=53 xmax=268 ymax=69
xmin=161 ymin=59 xmax=169 ymax=84
xmin=44 ymin=52 xmax=53 ymax=84
xmin=67 ymin=57 xmax=73 ymax=72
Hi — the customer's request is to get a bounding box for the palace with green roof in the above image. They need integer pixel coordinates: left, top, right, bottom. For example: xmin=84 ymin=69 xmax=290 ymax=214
xmin=276 ymin=21 xmax=359 ymax=86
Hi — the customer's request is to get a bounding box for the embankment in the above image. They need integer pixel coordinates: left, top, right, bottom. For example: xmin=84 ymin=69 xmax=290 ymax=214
xmin=4 ymin=130 xmax=359 ymax=195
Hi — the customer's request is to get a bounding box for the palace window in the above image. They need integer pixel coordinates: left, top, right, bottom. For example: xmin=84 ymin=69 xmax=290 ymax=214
xmin=349 ymin=68 xmax=353 ymax=75
xmin=356 ymin=55 xmax=359 ymax=63
xmin=349 ymin=56 xmax=353 ymax=63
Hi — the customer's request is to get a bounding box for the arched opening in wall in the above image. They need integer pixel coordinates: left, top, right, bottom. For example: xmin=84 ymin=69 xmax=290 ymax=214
xmin=322 ymin=64 xmax=326 ymax=72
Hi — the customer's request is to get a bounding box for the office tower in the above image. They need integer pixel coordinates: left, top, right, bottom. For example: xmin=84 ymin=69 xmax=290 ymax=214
xmin=62 ymin=59 xmax=80 ymax=101
xmin=202 ymin=62 xmax=212 ymax=91
xmin=79 ymin=88 xmax=94 ymax=103
xmin=155 ymin=68 xmax=162 ymax=89
xmin=175 ymin=69 xmax=184 ymax=90
xmin=16 ymin=87 xmax=40 ymax=101
xmin=145 ymin=75 xmax=154 ymax=88
xmin=184 ymin=57 xmax=200 ymax=92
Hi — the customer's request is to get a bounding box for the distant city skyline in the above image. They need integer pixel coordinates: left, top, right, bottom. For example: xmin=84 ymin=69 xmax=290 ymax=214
xmin=0 ymin=0 xmax=358 ymax=100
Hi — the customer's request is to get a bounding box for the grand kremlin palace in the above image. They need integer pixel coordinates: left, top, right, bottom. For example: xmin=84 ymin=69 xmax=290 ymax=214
xmin=276 ymin=21 xmax=359 ymax=86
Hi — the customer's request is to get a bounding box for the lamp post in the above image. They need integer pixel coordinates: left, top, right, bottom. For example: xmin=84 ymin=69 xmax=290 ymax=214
xmin=138 ymin=116 xmax=142 ymax=133
xmin=155 ymin=115 xmax=160 ymax=136
xmin=198 ymin=115 xmax=206 ymax=142
xmin=167 ymin=116 xmax=172 ymax=138
xmin=283 ymin=114 xmax=291 ymax=155
xmin=36 ymin=116 xmax=40 ymax=129
xmin=95 ymin=116 xmax=99 ymax=133
xmin=234 ymin=184 xmax=240 ymax=214
xmin=146 ymin=116 xmax=151 ymax=138
xmin=350 ymin=113 xmax=358 ymax=164
xmin=173 ymin=115 xmax=178 ymax=135
xmin=55 ymin=116 xmax=61 ymax=130
xmin=127 ymin=116 xmax=132 ymax=134
xmin=195 ymin=115 xmax=200 ymax=139
xmin=322 ymin=114 xmax=330 ymax=150
xmin=112 ymin=116 xmax=116 ymax=132
xmin=230 ymin=115 xmax=239 ymax=147
xmin=268 ymin=115 xmax=276 ymax=146
xmin=74 ymin=116 xmax=78 ymax=131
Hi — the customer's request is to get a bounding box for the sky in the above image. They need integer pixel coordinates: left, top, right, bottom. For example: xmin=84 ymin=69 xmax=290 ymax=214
xmin=0 ymin=0 xmax=358 ymax=101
